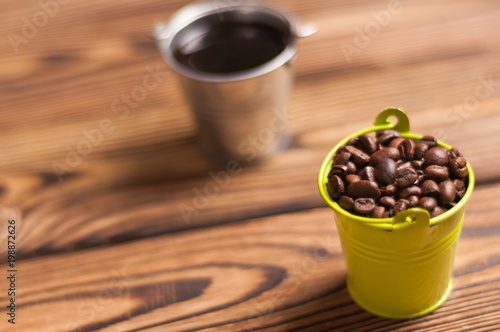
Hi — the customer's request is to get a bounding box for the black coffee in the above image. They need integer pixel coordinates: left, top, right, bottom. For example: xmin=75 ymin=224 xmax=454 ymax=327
xmin=174 ymin=21 xmax=287 ymax=73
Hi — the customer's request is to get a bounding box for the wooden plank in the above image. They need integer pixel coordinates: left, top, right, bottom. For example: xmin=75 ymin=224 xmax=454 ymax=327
xmin=1 ymin=0 xmax=500 ymax=156
xmin=0 ymin=182 xmax=499 ymax=331
xmin=1 ymin=0 xmax=500 ymax=258
xmin=1 ymin=87 xmax=500 ymax=258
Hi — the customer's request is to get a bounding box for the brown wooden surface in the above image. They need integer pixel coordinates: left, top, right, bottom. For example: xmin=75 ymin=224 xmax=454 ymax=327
xmin=1 ymin=0 xmax=500 ymax=330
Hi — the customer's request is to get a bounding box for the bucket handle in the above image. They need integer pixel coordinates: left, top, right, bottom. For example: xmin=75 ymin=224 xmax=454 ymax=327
xmin=374 ymin=109 xmax=431 ymax=230
xmin=372 ymin=109 xmax=430 ymax=230
xmin=392 ymin=208 xmax=430 ymax=231
xmin=373 ymin=108 xmax=410 ymax=134
xmin=334 ymin=108 xmax=411 ymax=145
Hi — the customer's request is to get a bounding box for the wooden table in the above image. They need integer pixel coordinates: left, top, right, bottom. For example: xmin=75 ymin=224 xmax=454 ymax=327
xmin=1 ymin=0 xmax=500 ymax=330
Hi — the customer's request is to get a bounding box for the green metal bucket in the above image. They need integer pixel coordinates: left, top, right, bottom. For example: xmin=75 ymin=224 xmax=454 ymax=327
xmin=318 ymin=108 xmax=475 ymax=318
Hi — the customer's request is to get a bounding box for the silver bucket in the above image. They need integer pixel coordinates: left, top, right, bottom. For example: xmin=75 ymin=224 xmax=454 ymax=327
xmin=154 ymin=1 xmax=316 ymax=164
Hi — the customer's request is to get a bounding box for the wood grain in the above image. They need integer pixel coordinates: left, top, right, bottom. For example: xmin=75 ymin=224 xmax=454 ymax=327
xmin=1 ymin=0 xmax=500 ymax=329
xmin=1 ymin=182 xmax=500 ymax=331
xmin=1 ymin=0 xmax=500 ymax=258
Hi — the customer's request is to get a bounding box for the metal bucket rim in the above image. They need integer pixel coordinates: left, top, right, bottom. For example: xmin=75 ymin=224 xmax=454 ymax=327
xmin=154 ymin=1 xmax=298 ymax=83
xmin=317 ymin=113 xmax=475 ymax=231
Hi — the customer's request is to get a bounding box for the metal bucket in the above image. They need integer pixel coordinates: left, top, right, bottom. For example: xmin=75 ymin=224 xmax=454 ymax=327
xmin=154 ymin=1 xmax=316 ymax=164
xmin=318 ymin=108 xmax=475 ymax=318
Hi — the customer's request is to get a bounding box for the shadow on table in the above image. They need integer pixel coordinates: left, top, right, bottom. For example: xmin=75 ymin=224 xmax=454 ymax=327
xmin=257 ymin=273 xmax=429 ymax=331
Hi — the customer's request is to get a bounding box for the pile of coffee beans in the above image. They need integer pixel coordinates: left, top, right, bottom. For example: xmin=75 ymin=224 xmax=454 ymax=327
xmin=327 ymin=130 xmax=469 ymax=218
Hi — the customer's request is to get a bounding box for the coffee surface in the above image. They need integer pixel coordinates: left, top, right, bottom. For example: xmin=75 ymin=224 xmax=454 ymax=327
xmin=174 ymin=22 xmax=287 ymax=73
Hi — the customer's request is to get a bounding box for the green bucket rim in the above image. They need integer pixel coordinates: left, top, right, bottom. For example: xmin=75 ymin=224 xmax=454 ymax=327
xmin=317 ymin=108 xmax=475 ymax=231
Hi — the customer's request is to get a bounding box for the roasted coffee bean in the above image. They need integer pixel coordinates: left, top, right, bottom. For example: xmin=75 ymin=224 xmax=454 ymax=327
xmin=398 ymin=139 xmax=415 ymax=160
xmin=419 ymin=197 xmax=437 ymax=211
xmin=346 ymin=174 xmax=361 ymax=184
xmin=447 ymin=147 xmax=463 ymax=159
xmin=377 ymin=132 xmax=401 ymax=146
xmin=421 ymin=180 xmax=440 ymax=196
xmin=411 ymin=160 xmax=424 ymax=170
xmin=425 ymin=165 xmax=449 ymax=182
xmin=408 ymin=195 xmax=419 ymax=208
xmin=380 ymin=184 xmax=397 ymax=196
xmin=396 ymin=161 xmax=412 ymax=171
xmin=450 ymin=157 xmax=468 ymax=178
xmin=376 ymin=129 xmax=401 ymax=138
xmin=421 ymin=135 xmax=437 ymax=147
xmin=379 ymin=196 xmax=396 ymax=208
xmin=400 ymin=198 xmax=410 ymax=205
xmin=346 ymin=161 xmax=357 ymax=174
xmin=371 ymin=206 xmax=386 ymax=218
xmin=339 ymin=195 xmax=354 ymax=211
xmin=358 ymin=134 xmax=377 ymax=154
xmin=395 ymin=167 xmax=418 ymax=188
xmin=416 ymin=170 xmax=425 ymax=184
xmin=370 ymin=147 xmax=400 ymax=165
xmin=393 ymin=199 xmax=409 ymax=214
xmin=347 ymin=137 xmax=358 ymax=146
xmin=334 ymin=151 xmax=351 ymax=165
xmin=341 ymin=145 xmax=370 ymax=166
xmin=431 ymin=205 xmax=447 ymax=218
xmin=424 ymin=146 xmax=449 ymax=166
xmin=330 ymin=164 xmax=349 ymax=178
xmin=414 ymin=142 xmax=429 ymax=160
xmin=374 ymin=158 xmax=396 ymax=185
xmin=360 ymin=166 xmax=376 ymax=182
xmin=454 ymin=179 xmax=466 ymax=198
xmin=439 ymin=180 xmax=456 ymax=205
xmin=400 ymin=185 xmax=422 ymax=198
xmin=454 ymin=179 xmax=465 ymax=189
xmin=328 ymin=175 xmax=345 ymax=198
xmin=354 ymin=198 xmax=376 ymax=214
xmin=347 ymin=180 xmax=381 ymax=199
xmin=451 ymin=147 xmax=463 ymax=157
xmin=388 ymin=137 xmax=406 ymax=148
